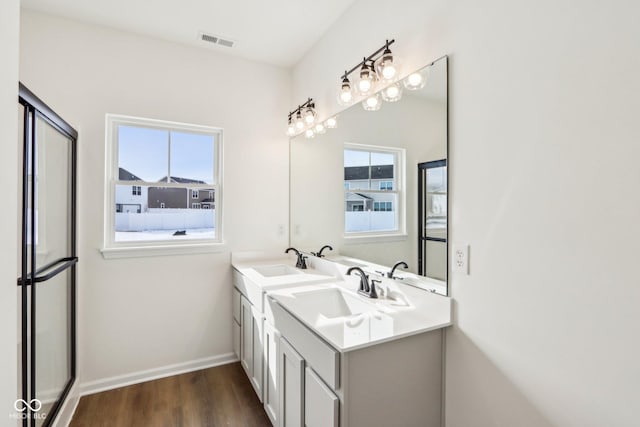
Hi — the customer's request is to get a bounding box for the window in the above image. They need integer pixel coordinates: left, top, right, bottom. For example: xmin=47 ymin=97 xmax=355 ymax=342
xmin=344 ymin=143 xmax=405 ymax=235
xmin=379 ymin=181 xmax=393 ymax=191
xmin=103 ymin=114 xmax=223 ymax=256
xmin=374 ymin=201 xmax=393 ymax=211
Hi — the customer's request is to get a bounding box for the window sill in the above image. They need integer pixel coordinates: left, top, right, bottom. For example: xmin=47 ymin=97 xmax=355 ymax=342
xmin=100 ymin=242 xmax=227 ymax=259
xmin=343 ymin=233 xmax=408 ymax=245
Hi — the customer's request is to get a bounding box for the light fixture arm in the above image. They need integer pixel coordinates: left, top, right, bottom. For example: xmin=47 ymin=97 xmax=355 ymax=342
xmin=340 ymin=39 xmax=395 ymax=81
xmin=288 ymin=97 xmax=315 ymax=118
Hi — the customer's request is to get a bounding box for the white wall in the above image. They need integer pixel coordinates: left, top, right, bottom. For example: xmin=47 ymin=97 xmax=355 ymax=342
xmin=1 ymin=0 xmax=20 ymax=424
xmin=293 ymin=1 xmax=640 ymax=426
xmin=19 ymin=9 xmax=290 ymax=389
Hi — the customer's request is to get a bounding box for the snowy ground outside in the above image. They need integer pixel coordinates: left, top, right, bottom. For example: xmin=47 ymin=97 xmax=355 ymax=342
xmin=115 ymin=228 xmax=215 ymax=242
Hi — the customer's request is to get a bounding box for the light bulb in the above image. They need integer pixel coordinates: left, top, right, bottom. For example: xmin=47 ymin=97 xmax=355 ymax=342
xmin=294 ymin=111 xmax=305 ymax=130
xmin=286 ymin=122 xmax=296 ymax=136
xmin=362 ymin=93 xmax=382 ymax=111
xmin=304 ymin=128 xmax=315 ymax=139
xmin=304 ymin=106 xmax=316 ymax=125
xmin=381 ymin=83 xmax=403 ymax=102
xmin=357 ymin=60 xmax=377 ymax=96
xmin=403 ymin=69 xmax=427 ymax=90
xmin=314 ymin=123 xmax=326 ymax=134
xmin=375 ymin=42 xmax=401 ymax=82
xmin=325 ymin=116 xmax=338 ymax=129
xmin=337 ymin=75 xmax=353 ymax=106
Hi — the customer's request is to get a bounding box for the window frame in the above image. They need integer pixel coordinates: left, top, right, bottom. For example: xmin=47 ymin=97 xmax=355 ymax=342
xmin=102 ymin=114 xmax=224 ymax=258
xmin=343 ymin=142 xmax=406 ymax=240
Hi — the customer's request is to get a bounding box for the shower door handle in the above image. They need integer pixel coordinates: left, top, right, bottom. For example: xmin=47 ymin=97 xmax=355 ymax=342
xmin=17 ymin=256 xmax=78 ymax=286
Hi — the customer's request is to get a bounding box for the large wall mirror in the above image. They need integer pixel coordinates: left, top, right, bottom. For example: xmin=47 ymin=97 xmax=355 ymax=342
xmin=290 ymin=56 xmax=448 ymax=295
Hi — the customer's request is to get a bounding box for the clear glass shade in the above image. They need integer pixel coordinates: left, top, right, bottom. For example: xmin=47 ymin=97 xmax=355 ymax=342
xmin=314 ymin=123 xmax=326 ymax=134
xmin=286 ymin=122 xmax=296 ymax=136
xmin=304 ymin=107 xmax=316 ymax=125
xmin=403 ymin=68 xmax=428 ymax=90
xmin=304 ymin=128 xmax=315 ymax=139
xmin=381 ymin=83 xmax=403 ymax=102
xmin=356 ymin=65 xmax=378 ymax=96
xmin=375 ymin=53 xmax=401 ymax=82
xmin=338 ymin=82 xmax=354 ymax=105
xmin=362 ymin=93 xmax=382 ymax=111
xmin=325 ymin=116 xmax=338 ymax=129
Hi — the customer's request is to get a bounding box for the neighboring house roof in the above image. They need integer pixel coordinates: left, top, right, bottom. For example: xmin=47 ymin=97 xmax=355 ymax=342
xmin=200 ymin=198 xmax=214 ymax=203
xmin=346 ymin=192 xmax=374 ymax=201
xmin=157 ymin=176 xmax=207 ymax=184
xmin=119 ymin=167 xmax=142 ymax=181
xmin=344 ymin=165 xmax=393 ymax=180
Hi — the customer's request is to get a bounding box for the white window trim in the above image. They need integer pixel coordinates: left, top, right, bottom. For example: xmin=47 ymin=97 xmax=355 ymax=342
xmin=101 ymin=114 xmax=225 ymax=258
xmin=343 ymin=142 xmax=406 ymax=240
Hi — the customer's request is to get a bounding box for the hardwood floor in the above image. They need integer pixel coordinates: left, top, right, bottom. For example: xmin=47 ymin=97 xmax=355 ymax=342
xmin=70 ymin=362 xmax=272 ymax=427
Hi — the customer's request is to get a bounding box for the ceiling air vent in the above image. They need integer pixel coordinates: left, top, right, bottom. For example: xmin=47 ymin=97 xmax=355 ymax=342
xmin=199 ymin=32 xmax=235 ymax=48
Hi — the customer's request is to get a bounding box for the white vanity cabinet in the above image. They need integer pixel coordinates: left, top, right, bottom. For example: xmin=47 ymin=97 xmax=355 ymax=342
xmin=267 ymin=294 xmax=444 ymax=427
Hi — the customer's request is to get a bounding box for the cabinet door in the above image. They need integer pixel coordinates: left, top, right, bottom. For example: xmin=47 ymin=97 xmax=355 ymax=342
xmin=250 ymin=304 xmax=264 ymax=401
xmin=240 ymin=295 xmax=253 ymax=376
xmin=263 ymin=322 xmax=280 ymax=426
xmin=305 ymin=367 xmax=339 ymax=427
xmin=233 ymin=319 xmax=240 ymax=359
xmin=279 ymin=337 xmax=304 ymax=427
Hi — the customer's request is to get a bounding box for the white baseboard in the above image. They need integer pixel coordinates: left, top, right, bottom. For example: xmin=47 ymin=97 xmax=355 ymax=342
xmin=80 ymin=353 xmax=238 ymax=397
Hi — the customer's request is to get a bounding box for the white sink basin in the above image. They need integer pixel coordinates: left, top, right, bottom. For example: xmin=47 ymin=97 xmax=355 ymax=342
xmin=252 ymin=264 xmax=303 ymax=278
xmin=290 ymin=288 xmax=377 ymax=319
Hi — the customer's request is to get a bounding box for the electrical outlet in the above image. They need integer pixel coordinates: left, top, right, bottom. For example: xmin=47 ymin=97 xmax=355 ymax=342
xmin=453 ymin=244 xmax=470 ymax=274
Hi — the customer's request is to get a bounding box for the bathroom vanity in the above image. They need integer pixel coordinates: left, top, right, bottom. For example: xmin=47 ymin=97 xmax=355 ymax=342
xmin=231 ymin=252 xmax=451 ymax=427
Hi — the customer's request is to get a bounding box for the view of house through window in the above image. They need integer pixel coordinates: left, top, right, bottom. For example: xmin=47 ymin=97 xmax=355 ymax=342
xmin=344 ymin=144 xmax=402 ymax=233
xmin=108 ymin=116 xmax=221 ymax=244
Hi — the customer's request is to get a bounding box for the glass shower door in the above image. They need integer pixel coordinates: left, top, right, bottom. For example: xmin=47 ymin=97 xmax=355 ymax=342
xmin=19 ymin=84 xmax=77 ymax=427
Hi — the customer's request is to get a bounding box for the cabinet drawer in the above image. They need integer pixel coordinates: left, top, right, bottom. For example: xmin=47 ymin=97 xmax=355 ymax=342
xmin=269 ymin=298 xmax=340 ymax=389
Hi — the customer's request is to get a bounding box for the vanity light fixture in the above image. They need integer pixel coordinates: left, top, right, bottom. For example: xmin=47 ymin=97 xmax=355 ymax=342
xmin=337 ymin=39 xmax=397 ymax=109
xmin=286 ymin=98 xmax=316 ymax=136
xmin=314 ymin=122 xmax=326 ymax=134
xmin=304 ymin=128 xmax=315 ymax=139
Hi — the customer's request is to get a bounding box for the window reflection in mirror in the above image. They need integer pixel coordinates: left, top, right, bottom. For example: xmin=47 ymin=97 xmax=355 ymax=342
xmin=290 ymin=56 xmax=448 ymax=295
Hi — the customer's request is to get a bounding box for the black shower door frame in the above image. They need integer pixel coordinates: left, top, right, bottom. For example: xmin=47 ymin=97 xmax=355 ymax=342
xmin=18 ymin=83 xmax=78 ymax=427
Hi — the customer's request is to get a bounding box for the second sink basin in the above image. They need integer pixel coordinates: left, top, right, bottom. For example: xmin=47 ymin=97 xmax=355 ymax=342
xmin=289 ymin=287 xmax=377 ymax=319
xmin=252 ymin=264 xmax=303 ymax=278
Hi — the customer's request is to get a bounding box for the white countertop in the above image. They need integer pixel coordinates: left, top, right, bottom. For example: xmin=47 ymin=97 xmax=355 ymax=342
xmin=267 ymin=277 xmax=452 ymax=352
xmin=232 ymin=255 xmax=337 ymax=288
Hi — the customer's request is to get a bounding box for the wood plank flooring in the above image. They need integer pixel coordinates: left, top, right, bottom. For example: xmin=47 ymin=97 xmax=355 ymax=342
xmin=70 ymin=362 xmax=272 ymax=427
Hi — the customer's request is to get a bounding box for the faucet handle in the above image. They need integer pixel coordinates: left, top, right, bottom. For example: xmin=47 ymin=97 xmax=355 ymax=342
xmin=369 ymin=279 xmax=380 ymax=299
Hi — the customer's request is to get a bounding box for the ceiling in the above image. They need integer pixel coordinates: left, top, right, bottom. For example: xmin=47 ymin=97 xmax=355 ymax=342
xmin=21 ymin=0 xmax=356 ymax=67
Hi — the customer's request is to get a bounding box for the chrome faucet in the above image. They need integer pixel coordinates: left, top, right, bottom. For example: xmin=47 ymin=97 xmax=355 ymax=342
xmin=311 ymin=245 xmax=333 ymax=258
xmin=285 ymin=247 xmax=308 ymax=269
xmin=346 ymin=266 xmax=379 ymax=299
xmin=387 ymin=261 xmax=408 ymax=279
